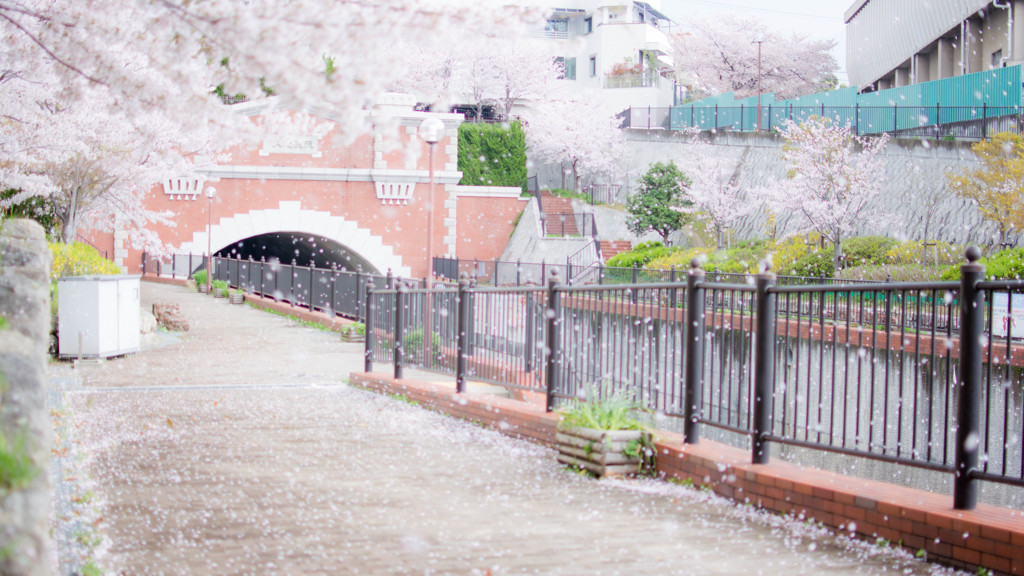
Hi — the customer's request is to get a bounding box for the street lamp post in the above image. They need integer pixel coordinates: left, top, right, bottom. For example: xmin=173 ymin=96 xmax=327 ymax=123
xmin=418 ymin=117 xmax=445 ymax=368
xmin=206 ymin=186 xmax=216 ymax=294
xmin=754 ymin=40 xmax=764 ymax=132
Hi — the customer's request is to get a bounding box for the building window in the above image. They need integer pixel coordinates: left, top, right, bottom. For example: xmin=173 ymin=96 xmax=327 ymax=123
xmin=589 ymin=56 xmax=597 ymax=77
xmin=556 ymin=57 xmax=577 ymax=80
xmin=992 ymin=49 xmax=1004 ymax=68
xmin=584 ymin=17 xmax=593 ymax=34
xmin=545 ymin=18 xmax=568 ymax=38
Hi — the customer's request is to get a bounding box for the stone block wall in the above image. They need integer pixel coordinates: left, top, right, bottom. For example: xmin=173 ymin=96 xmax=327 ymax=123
xmin=0 ymin=219 xmax=52 ymax=575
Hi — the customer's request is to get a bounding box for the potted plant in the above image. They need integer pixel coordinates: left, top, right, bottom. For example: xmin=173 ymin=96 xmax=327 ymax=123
xmin=193 ymin=270 xmax=208 ymax=293
xmin=340 ymin=322 xmax=365 ymax=343
xmin=401 ymin=327 xmax=441 ymax=363
xmin=228 ymin=288 xmax=245 ymax=305
xmin=212 ymin=279 xmax=229 ymax=298
xmin=556 ymin=385 xmax=655 ymax=478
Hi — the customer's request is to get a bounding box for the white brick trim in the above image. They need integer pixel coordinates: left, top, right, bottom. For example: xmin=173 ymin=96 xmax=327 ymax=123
xmin=180 ymin=201 xmax=410 ymax=276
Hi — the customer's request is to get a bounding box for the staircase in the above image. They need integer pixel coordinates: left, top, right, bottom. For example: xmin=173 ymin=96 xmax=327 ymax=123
xmin=538 ymin=191 xmax=580 ymax=236
xmin=599 ymin=240 xmax=632 ymax=262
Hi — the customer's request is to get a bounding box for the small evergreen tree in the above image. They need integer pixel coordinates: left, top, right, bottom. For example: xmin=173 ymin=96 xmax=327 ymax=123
xmin=626 ymin=161 xmax=692 ymax=246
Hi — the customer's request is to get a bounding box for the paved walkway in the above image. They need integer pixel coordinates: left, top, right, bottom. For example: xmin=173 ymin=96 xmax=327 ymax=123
xmin=50 ymin=282 xmax=964 ymax=575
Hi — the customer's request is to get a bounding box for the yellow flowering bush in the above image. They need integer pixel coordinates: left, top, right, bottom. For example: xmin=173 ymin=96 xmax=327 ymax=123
xmin=49 ymin=242 xmax=121 ymax=281
xmin=884 ymin=240 xmax=962 ymax=267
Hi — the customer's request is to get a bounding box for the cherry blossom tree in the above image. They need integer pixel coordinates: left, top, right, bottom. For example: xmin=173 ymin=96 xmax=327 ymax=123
xmin=671 ymin=14 xmax=837 ymax=101
xmin=1 ymin=0 xmax=540 ymax=248
xmin=0 ymin=1 xmax=539 ymax=140
xmin=765 ymin=117 xmax=889 ymax=274
xmin=392 ymin=33 xmax=561 ymax=121
xmin=524 ymin=93 xmax=625 ymax=192
xmin=490 ymin=39 xmax=562 ymax=120
xmin=676 ymin=138 xmax=754 ymax=248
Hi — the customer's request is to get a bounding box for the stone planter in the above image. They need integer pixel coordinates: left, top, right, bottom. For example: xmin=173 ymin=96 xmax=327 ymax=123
xmin=197 ymin=283 xmax=209 ymax=294
xmin=213 ymin=289 xmax=227 ymax=299
xmin=556 ymin=426 xmax=650 ymax=478
xmin=229 ymin=292 xmax=245 ymax=305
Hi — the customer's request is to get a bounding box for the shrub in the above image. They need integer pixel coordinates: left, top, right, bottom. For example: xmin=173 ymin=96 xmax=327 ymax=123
xmin=606 ymin=241 xmax=669 ymax=268
xmin=841 ymin=236 xmax=897 ymax=268
xmin=402 ymin=328 xmax=441 ymax=360
xmin=768 ymin=233 xmax=822 ymax=273
xmin=458 ymin=120 xmax=527 ymax=189
xmin=885 ymin=240 xmax=963 ymax=267
xmin=646 ymin=246 xmax=704 ymax=271
xmin=839 ymin=264 xmax=944 ymax=282
xmin=192 ymin=270 xmax=208 ymax=287
xmin=941 ymin=248 xmax=1024 ymax=280
xmin=779 ymin=249 xmax=834 ymax=278
xmin=49 ymin=242 xmax=120 ymax=281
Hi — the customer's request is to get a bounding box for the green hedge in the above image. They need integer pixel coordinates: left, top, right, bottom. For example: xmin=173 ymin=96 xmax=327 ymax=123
xmin=458 ymin=121 xmax=527 ymax=189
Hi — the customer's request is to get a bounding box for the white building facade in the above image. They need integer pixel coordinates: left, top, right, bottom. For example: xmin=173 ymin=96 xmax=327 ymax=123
xmin=522 ymin=0 xmax=678 ymax=112
xmin=846 ymin=0 xmax=1024 ymax=91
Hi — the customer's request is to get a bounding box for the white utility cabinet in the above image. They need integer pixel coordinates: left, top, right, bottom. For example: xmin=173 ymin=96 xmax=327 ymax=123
xmin=58 ymin=275 xmax=141 ymax=359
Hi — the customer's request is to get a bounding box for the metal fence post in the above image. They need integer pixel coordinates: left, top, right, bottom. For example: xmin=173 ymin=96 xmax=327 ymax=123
xmin=982 ymin=103 xmax=988 ymax=139
xmin=525 ymin=290 xmax=535 ymax=373
xmin=364 ymin=280 xmax=375 ymax=373
xmin=456 ymin=273 xmax=471 ymax=393
xmin=516 ymin=259 xmax=522 ymax=287
xmin=954 ymin=247 xmax=985 ymax=510
xmin=669 ymin=265 xmax=677 ymax=308
xmin=330 ymin=264 xmax=338 ymax=316
xmin=259 ymin=256 xmax=266 ymax=297
xmin=683 ymin=258 xmax=706 ymax=443
xmin=544 ymin=272 xmax=562 ymax=413
xmin=386 ymin=268 xmax=394 ymax=289
xmin=394 ymin=283 xmax=406 ymax=380
xmin=752 ymin=264 xmax=777 ymax=464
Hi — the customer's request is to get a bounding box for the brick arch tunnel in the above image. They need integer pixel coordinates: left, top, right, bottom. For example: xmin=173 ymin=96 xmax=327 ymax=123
xmin=214 ymin=232 xmax=379 ymax=274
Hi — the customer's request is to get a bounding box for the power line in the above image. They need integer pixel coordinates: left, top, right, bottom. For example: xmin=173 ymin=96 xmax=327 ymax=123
xmin=682 ymin=0 xmax=843 ymax=22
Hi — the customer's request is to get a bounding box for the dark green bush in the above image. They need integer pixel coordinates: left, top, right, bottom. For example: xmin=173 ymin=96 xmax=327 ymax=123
xmin=458 ymin=121 xmax=527 ymax=189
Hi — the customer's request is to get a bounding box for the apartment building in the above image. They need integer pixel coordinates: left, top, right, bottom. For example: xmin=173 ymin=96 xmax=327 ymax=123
xmin=522 ymin=0 xmax=679 ymax=111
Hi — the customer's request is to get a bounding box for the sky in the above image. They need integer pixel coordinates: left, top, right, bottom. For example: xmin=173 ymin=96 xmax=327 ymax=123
xmin=661 ymin=0 xmax=853 ymax=84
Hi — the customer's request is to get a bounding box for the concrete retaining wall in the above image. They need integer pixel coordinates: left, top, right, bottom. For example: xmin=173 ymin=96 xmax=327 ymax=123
xmin=0 ymin=219 xmax=52 ymax=575
xmin=533 ymin=130 xmax=1017 ymax=248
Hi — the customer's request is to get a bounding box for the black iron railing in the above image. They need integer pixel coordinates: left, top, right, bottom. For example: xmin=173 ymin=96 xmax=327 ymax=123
xmin=147 ymin=250 xmax=1022 ymax=508
xmin=363 ymin=252 xmax=1023 ymax=509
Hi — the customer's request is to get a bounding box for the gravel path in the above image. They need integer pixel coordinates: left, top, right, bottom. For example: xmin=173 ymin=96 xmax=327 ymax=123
xmin=50 ymin=282 xmax=965 ymax=575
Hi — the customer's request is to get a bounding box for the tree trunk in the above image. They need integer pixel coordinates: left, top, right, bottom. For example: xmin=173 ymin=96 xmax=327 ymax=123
xmin=60 ymin=187 xmax=80 ymax=244
xmin=833 ymin=235 xmax=843 ymax=278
